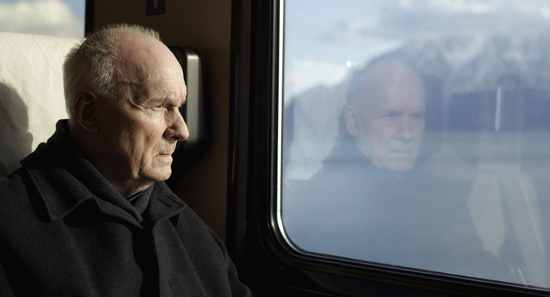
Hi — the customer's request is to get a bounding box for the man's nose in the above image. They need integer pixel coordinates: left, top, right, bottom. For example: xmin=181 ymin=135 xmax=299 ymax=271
xmin=396 ymin=117 xmax=414 ymax=142
xmin=165 ymin=108 xmax=189 ymax=142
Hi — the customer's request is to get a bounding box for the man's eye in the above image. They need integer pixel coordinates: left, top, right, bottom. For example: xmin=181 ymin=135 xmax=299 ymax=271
xmin=383 ymin=113 xmax=400 ymax=118
xmin=412 ymin=113 xmax=425 ymax=119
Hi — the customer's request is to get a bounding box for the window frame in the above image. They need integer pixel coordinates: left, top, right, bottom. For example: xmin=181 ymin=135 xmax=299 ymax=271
xmin=228 ymin=0 xmax=550 ymax=296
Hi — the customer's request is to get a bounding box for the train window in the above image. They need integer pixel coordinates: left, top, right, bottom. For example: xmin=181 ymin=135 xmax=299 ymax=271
xmin=280 ymin=0 xmax=550 ymax=291
xmin=0 ymin=0 xmax=85 ymax=38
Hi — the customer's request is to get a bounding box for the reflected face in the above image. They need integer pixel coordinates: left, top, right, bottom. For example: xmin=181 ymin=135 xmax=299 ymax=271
xmin=345 ymin=62 xmax=425 ymax=173
xmin=98 ymin=33 xmax=189 ymax=188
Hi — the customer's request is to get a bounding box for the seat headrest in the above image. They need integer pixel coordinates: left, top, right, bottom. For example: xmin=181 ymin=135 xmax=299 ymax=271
xmin=0 ymin=32 xmax=83 ymax=175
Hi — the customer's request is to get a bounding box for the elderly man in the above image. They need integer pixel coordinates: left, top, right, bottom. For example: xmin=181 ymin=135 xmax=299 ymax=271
xmin=0 ymin=25 xmax=251 ymax=296
xmin=342 ymin=59 xmax=426 ymax=176
xmin=284 ymin=59 xmax=512 ymax=282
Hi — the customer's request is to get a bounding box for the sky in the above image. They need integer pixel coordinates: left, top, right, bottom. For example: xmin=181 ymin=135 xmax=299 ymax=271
xmin=1 ymin=0 xmax=549 ymax=97
xmin=283 ymin=0 xmax=550 ymax=99
xmin=0 ymin=0 xmax=85 ymax=38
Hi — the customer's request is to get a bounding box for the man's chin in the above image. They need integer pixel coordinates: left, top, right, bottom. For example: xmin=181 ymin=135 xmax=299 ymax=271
xmin=386 ymin=160 xmax=416 ymax=172
xmin=159 ymin=170 xmax=172 ymax=181
xmin=143 ymin=167 xmax=173 ymax=182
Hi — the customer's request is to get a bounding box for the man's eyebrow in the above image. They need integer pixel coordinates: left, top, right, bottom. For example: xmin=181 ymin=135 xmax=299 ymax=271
xmin=377 ymin=108 xmax=402 ymax=115
xmin=145 ymin=98 xmax=168 ymax=106
xmin=146 ymin=97 xmax=183 ymax=107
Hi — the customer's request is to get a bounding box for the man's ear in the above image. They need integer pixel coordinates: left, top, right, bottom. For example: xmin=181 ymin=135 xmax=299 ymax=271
xmin=344 ymin=105 xmax=359 ymax=136
xmin=74 ymin=90 xmax=100 ymax=134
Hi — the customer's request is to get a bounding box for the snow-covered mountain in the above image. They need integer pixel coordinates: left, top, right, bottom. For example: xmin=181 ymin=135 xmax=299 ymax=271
xmin=386 ymin=33 xmax=550 ymax=98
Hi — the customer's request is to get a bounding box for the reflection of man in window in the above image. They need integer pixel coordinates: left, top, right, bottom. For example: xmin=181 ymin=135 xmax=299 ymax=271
xmin=285 ymin=59 xmax=513 ymax=282
xmin=343 ymin=60 xmax=425 ymax=176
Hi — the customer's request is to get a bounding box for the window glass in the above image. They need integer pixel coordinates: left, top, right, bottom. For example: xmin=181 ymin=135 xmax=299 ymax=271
xmin=281 ymin=0 xmax=550 ymax=288
xmin=0 ymin=0 xmax=85 ymax=38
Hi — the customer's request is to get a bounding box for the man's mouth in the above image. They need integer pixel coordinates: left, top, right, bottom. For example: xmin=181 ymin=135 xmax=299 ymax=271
xmin=390 ymin=149 xmax=412 ymax=154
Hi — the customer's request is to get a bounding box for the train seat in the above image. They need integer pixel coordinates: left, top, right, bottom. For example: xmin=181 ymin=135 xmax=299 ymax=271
xmin=0 ymin=32 xmax=82 ymax=176
xmin=447 ymin=87 xmax=550 ymax=286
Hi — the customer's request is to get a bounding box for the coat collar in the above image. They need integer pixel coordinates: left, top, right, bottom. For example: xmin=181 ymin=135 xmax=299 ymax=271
xmin=21 ymin=120 xmax=185 ymax=227
xmin=147 ymin=182 xmax=186 ymax=227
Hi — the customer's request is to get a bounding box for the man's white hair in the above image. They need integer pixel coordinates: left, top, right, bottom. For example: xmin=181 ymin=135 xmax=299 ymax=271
xmin=63 ymin=24 xmax=161 ymax=124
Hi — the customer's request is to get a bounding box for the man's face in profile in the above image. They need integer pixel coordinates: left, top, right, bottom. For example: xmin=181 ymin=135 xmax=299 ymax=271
xmin=97 ymin=33 xmax=189 ymax=187
xmin=345 ymin=61 xmax=426 ymax=173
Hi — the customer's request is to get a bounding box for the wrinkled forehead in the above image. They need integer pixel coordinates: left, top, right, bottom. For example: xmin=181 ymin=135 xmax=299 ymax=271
xmin=360 ymin=62 xmax=425 ymax=111
xmin=116 ymin=34 xmax=184 ymax=81
xmin=117 ymin=72 xmax=187 ymax=106
xmin=114 ymin=32 xmax=186 ymax=103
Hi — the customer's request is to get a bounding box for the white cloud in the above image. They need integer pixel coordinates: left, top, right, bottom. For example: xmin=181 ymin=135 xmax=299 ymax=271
xmin=0 ymin=0 xmax=83 ymax=38
xmin=285 ymin=59 xmax=350 ymax=98
xmin=426 ymin=0 xmax=550 ymax=16
xmin=320 ymin=18 xmax=381 ymax=43
xmin=514 ymin=0 xmax=549 ymax=12
xmin=427 ymin=0 xmax=497 ymax=14
xmin=323 ymin=21 xmax=369 ymax=43
xmin=399 ymin=0 xmax=412 ymax=8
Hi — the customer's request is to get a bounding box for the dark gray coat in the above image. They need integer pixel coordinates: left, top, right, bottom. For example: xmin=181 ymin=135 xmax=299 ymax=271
xmin=0 ymin=121 xmax=251 ymax=296
xmin=284 ymin=141 xmax=514 ymax=282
